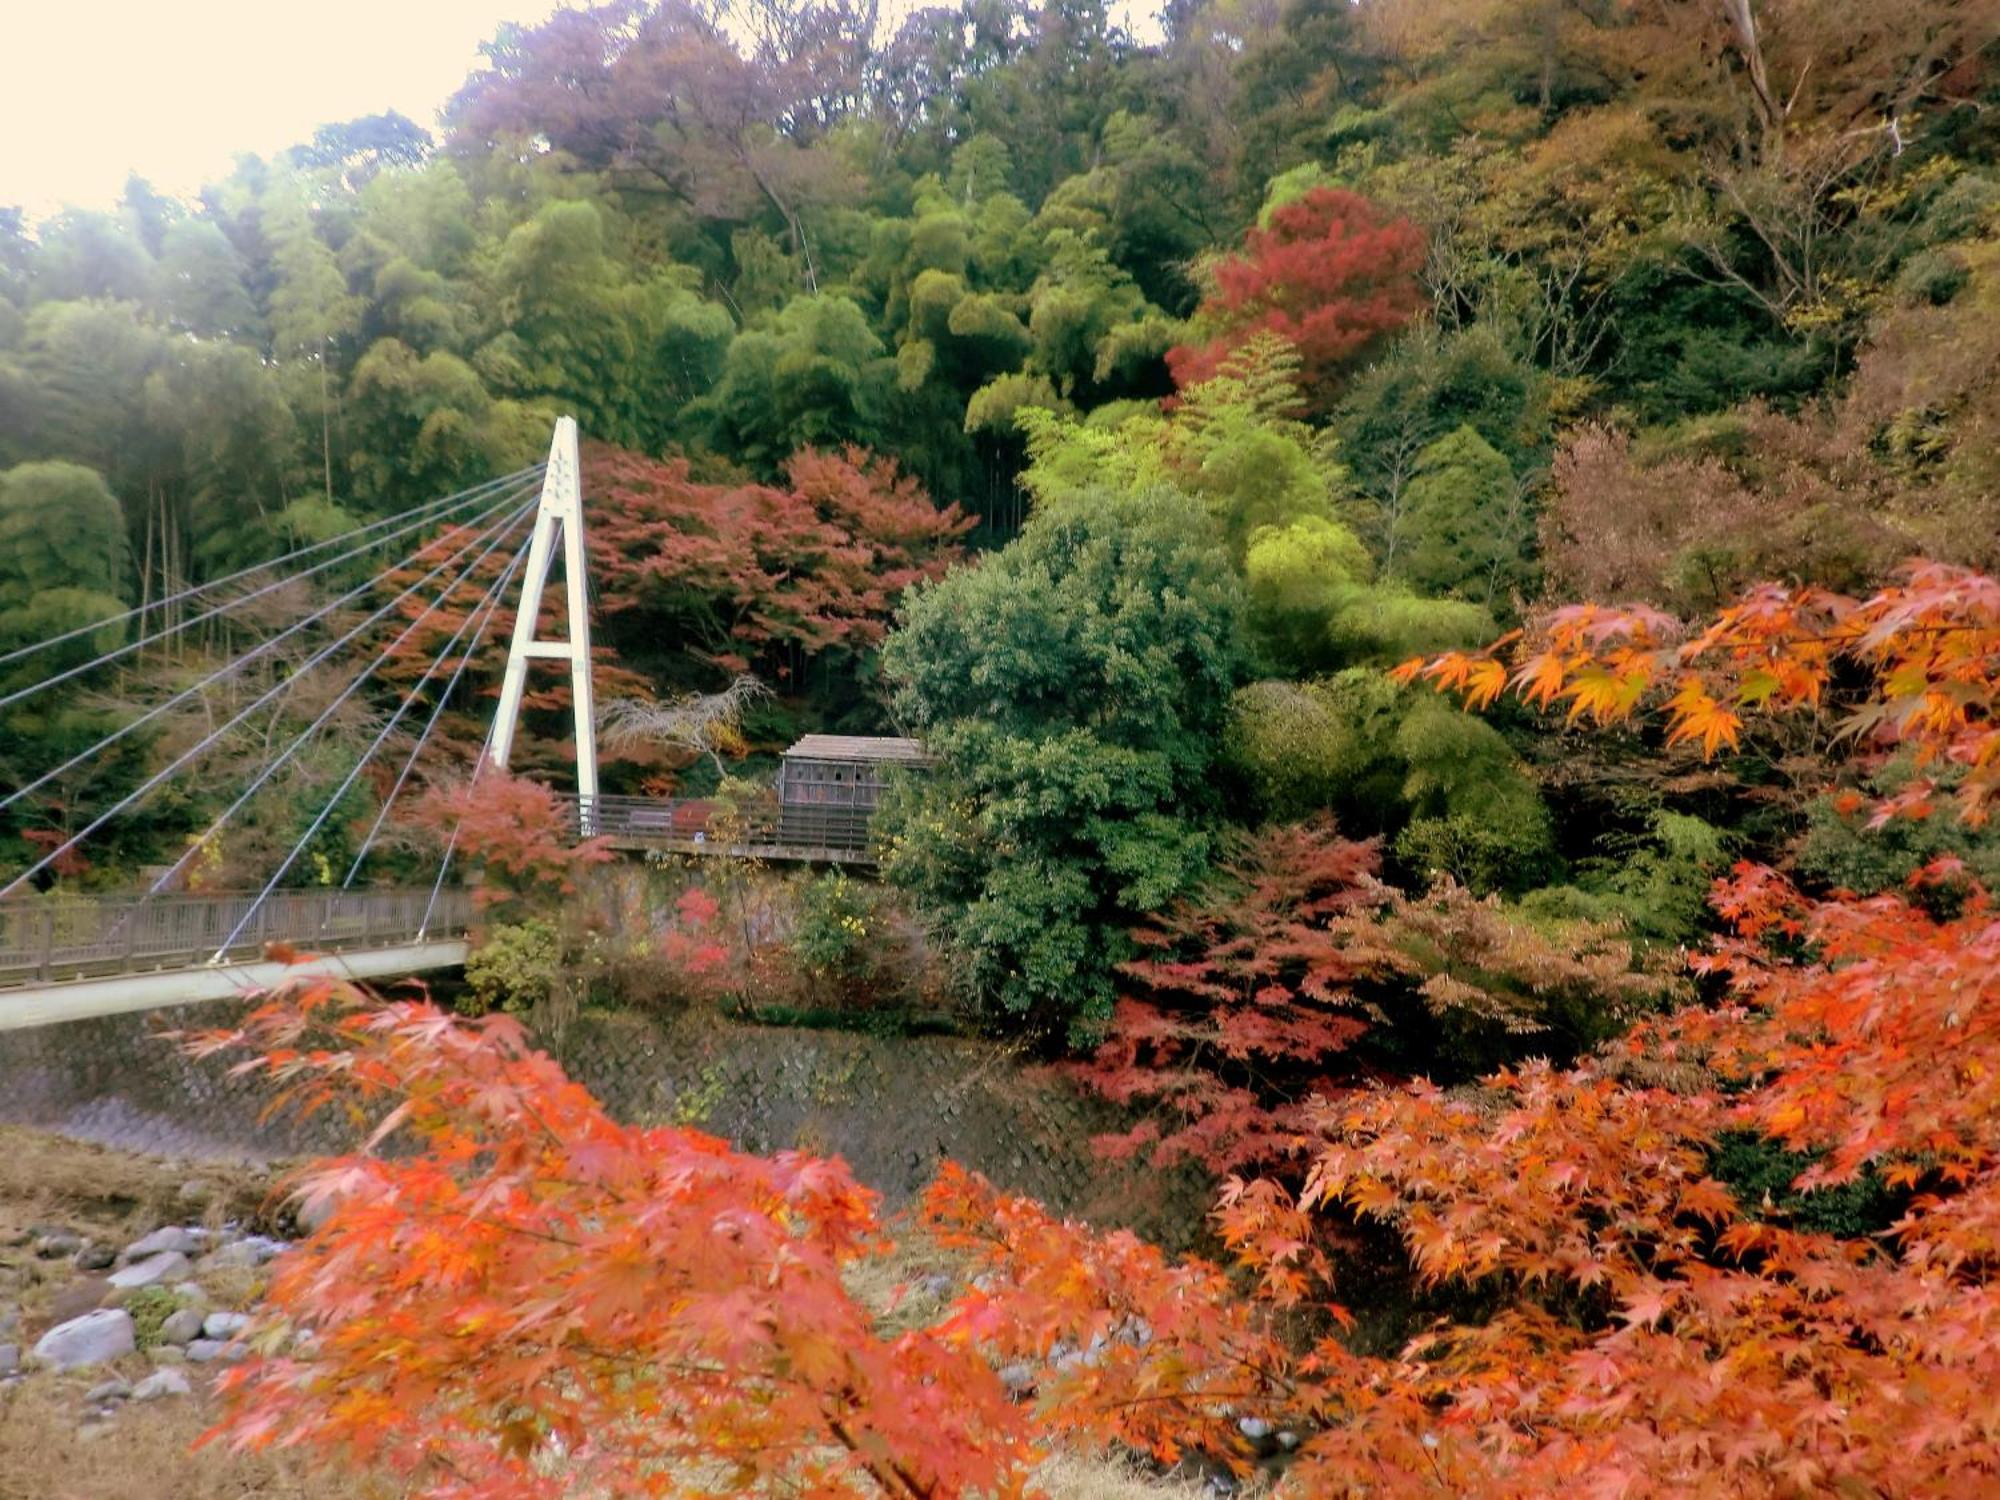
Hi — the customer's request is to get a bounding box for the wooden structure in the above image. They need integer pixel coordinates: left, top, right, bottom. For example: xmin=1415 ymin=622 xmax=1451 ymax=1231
xmin=775 ymin=735 xmax=928 ymax=853
xmin=565 ymin=735 xmax=928 ymax=867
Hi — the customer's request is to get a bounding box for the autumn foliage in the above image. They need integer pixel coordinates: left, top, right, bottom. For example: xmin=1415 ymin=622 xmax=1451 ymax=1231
xmin=1076 ymin=818 xmax=1678 ymax=1176
xmin=412 ymin=767 xmax=610 ymax=913
xmin=1076 ymin=820 xmax=1385 ymax=1173
xmin=200 ymin=562 xmax=2000 ymax=1496
xmin=585 ymin=442 xmax=971 ymax=680
xmin=1395 ymin=560 xmax=2000 ymax=821
xmin=946 ymin=564 xmax=2000 ymax=1492
xmin=1168 ymin=188 xmax=1425 ymax=413
xmin=189 ymin=981 xmax=1035 ymax=1498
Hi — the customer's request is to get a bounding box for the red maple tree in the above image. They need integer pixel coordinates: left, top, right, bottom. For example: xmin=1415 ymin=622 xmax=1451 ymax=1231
xmin=1168 ymin=188 xmax=1425 ymax=413
xmin=189 ymin=980 xmax=1036 ymax=1498
xmin=412 ymin=768 xmax=611 ymax=914
xmin=585 ymin=443 xmax=971 ymax=681
xmin=1073 ymin=819 xmax=1388 ymax=1175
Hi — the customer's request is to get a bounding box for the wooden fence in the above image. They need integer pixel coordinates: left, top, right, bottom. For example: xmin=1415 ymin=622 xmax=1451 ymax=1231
xmin=0 ymin=886 xmax=473 ymax=988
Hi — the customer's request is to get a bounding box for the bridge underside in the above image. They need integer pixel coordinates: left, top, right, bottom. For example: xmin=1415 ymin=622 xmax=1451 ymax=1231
xmin=0 ymin=939 xmax=470 ymax=1032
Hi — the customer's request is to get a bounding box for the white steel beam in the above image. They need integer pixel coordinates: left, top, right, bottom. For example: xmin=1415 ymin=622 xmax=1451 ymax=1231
xmin=489 ymin=416 xmax=600 ymax=828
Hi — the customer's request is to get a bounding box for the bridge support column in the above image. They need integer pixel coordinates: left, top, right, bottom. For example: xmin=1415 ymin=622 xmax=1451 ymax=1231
xmin=489 ymin=416 xmax=600 ymax=832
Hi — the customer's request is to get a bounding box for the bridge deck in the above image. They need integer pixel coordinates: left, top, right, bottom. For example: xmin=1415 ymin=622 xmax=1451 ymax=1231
xmin=0 ymin=887 xmax=472 ymax=1001
xmin=0 ymin=939 xmax=472 ymax=1031
xmin=562 ymin=794 xmax=879 ymax=866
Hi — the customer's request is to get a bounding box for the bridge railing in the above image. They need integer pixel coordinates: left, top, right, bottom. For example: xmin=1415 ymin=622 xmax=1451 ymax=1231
xmin=559 ymin=793 xmax=875 ymax=861
xmin=0 ymin=886 xmax=473 ymax=989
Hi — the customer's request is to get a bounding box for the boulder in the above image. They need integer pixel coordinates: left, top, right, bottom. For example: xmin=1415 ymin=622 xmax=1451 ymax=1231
xmin=185 ymin=1338 xmax=246 ymax=1365
xmin=33 ymin=1232 xmax=83 ymax=1260
xmin=84 ymin=1378 xmax=132 ymax=1404
xmin=157 ymin=1308 xmax=205 ymax=1346
xmin=201 ymin=1311 xmax=250 ymax=1341
xmin=293 ymin=1191 xmax=338 ymax=1236
xmin=132 ymin=1367 xmax=192 ymax=1401
xmin=108 ymin=1252 xmax=191 ymax=1290
xmin=32 ymin=1309 xmax=136 ymax=1370
xmin=122 ymin=1227 xmax=202 ymax=1262
xmin=73 ymin=1245 xmax=116 ymax=1273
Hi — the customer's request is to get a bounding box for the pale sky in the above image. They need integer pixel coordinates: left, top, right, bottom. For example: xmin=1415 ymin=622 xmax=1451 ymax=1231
xmin=0 ymin=0 xmax=575 ymax=217
xmin=2 ymin=0 xmax=1166 ymax=221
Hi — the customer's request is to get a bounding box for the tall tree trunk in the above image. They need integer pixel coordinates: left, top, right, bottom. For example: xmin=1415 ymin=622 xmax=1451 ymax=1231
xmin=1720 ymin=0 xmax=1784 ymax=159
xmin=319 ymin=340 xmax=335 ymax=505
xmin=139 ymin=480 xmax=155 ymax=658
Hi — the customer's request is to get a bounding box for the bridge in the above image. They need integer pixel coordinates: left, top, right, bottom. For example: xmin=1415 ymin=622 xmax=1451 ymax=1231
xmin=0 ymin=418 xmax=892 ymax=1027
xmin=0 ymin=887 xmax=474 ymax=1030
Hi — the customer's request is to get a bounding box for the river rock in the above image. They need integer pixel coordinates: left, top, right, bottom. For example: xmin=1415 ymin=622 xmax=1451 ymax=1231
xmin=210 ymin=1235 xmax=286 ymax=1269
xmin=109 ymin=1251 xmax=191 ymax=1290
xmin=185 ymin=1338 xmax=246 ymax=1365
xmin=33 ymin=1231 xmax=83 ymax=1259
xmin=201 ymin=1311 xmax=250 ymax=1341
xmin=84 ymin=1377 xmax=131 ymax=1403
xmin=294 ymin=1191 xmax=338 ymax=1235
xmin=0 ymin=1343 xmax=18 ymax=1375
xmin=122 ymin=1227 xmax=202 ymax=1261
xmin=74 ymin=1244 xmax=116 ymax=1272
xmin=132 ymin=1367 xmax=191 ymax=1401
xmin=32 ymin=1309 xmax=136 ymax=1369
xmin=170 ymin=1281 xmax=208 ymax=1308
xmin=157 ymin=1307 xmax=205 ymax=1345
xmin=998 ymin=1361 xmax=1036 ymax=1398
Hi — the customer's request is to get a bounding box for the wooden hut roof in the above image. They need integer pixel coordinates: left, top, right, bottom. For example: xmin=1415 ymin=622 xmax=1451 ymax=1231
xmin=781 ymin=734 xmax=930 ymax=765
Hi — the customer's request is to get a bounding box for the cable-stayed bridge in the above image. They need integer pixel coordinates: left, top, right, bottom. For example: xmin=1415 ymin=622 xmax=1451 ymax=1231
xmin=0 ymin=419 xmax=854 ymax=1028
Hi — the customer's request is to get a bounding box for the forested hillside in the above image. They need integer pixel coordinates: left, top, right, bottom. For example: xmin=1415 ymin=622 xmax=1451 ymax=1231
xmin=10 ymin=1 xmax=2000 ymax=1493
xmin=5 ymin=0 xmax=1994 ymax=923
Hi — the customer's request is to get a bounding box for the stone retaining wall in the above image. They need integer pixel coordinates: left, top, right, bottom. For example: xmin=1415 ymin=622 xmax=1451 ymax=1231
xmin=0 ymin=1001 xmax=1212 ymax=1246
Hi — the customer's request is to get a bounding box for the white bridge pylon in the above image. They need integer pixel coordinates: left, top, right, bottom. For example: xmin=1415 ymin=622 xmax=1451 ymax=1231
xmin=489 ymin=416 xmax=600 ymax=830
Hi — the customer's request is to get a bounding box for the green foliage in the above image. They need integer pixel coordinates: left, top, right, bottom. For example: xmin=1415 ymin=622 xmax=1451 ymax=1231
xmin=462 ymin=919 xmax=562 ymax=1018
xmin=1708 ymin=1133 xmax=1902 ymax=1239
xmin=1796 ymin=764 xmax=2000 ymax=899
xmin=7 ymin=0 xmax=2000 ymax=1090
xmin=881 ymin=482 xmax=1244 ymax=1040
xmin=0 ymin=461 xmax=128 ymax=628
xmin=1393 ymin=425 xmax=1531 ymax=605
xmin=1893 ymin=248 xmax=1971 ymax=307
xmin=1522 ymin=811 xmax=1732 ymax=948
xmin=1225 ymin=671 xmax=1551 ymax=874
xmin=788 ymin=872 xmax=897 ymax=1005
xmin=1225 ymin=676 xmax=1402 ymax=822
xmin=696 ymin=294 xmax=886 ymax=475
xmin=1394 ymin=814 xmax=1556 ymax=899
xmin=122 ymin=1286 xmax=181 ymax=1349
xmin=1336 ymin=324 xmax=1542 ymax=506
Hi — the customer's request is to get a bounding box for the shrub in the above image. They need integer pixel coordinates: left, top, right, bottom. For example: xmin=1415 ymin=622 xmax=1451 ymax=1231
xmin=461 ymin=919 xmax=561 ymax=1017
xmin=788 ymin=872 xmax=898 ymax=1007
